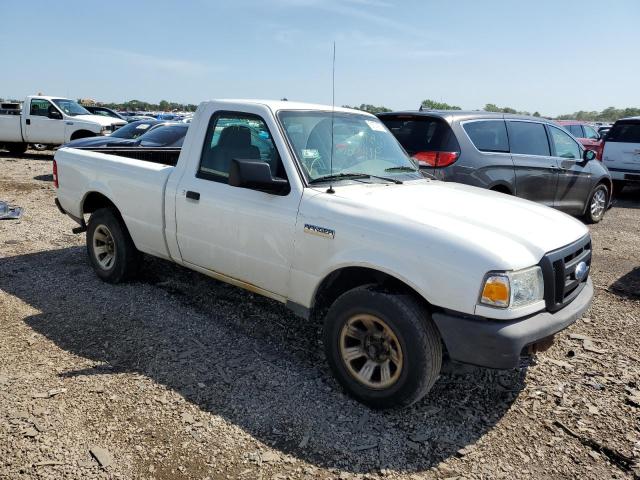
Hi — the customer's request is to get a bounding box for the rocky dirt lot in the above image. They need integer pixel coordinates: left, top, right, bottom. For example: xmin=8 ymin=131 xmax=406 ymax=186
xmin=1 ymin=150 xmax=639 ymax=480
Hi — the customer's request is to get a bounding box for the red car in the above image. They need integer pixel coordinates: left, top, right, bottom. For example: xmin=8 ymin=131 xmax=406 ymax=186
xmin=555 ymin=120 xmax=604 ymax=160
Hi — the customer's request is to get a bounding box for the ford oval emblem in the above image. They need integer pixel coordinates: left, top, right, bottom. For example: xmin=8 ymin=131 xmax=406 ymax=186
xmin=574 ymin=261 xmax=588 ymax=281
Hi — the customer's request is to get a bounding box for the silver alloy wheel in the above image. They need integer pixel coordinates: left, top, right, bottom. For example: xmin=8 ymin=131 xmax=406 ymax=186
xmin=590 ymin=189 xmax=606 ymax=219
xmin=93 ymin=224 xmax=116 ymax=270
xmin=339 ymin=314 xmax=403 ymax=389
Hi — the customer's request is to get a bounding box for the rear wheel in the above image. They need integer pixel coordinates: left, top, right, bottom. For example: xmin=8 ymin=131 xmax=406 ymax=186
xmin=86 ymin=208 xmax=142 ymax=283
xmin=583 ymin=183 xmax=609 ymax=224
xmin=323 ymin=285 xmax=442 ymax=409
xmin=6 ymin=142 xmax=27 ymax=155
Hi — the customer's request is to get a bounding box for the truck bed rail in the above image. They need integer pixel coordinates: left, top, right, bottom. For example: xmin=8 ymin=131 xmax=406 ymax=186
xmin=74 ymin=147 xmax=181 ymax=166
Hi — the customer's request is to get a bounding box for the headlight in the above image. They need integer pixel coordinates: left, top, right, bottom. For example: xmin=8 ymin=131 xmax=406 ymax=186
xmin=100 ymin=126 xmax=111 ymax=135
xmin=480 ymin=266 xmax=544 ymax=309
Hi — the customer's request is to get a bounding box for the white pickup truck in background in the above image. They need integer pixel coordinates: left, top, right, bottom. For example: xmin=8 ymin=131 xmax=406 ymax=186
xmin=0 ymin=95 xmax=126 ymax=154
xmin=53 ymin=99 xmax=594 ymax=408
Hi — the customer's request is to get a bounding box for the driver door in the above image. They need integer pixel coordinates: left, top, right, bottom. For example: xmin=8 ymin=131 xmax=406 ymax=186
xmin=175 ymin=110 xmax=301 ymax=298
xmin=547 ymin=125 xmax=593 ymax=214
xmin=24 ymin=98 xmax=66 ymax=144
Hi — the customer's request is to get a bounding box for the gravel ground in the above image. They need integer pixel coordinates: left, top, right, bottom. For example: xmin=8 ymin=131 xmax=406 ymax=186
xmin=1 ymin=150 xmax=639 ymax=480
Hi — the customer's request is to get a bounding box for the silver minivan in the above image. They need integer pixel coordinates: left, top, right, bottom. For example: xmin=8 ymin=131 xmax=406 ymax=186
xmin=602 ymin=117 xmax=640 ymax=193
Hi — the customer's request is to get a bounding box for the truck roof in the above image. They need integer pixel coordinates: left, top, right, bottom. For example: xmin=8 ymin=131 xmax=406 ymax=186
xmin=203 ymin=99 xmax=373 ymax=116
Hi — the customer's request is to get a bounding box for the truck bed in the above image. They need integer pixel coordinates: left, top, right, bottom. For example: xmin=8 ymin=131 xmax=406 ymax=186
xmin=54 ymin=147 xmax=178 ymax=260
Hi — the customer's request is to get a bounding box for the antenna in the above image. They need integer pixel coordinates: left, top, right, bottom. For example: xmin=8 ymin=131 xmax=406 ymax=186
xmin=327 ymin=41 xmax=336 ymax=194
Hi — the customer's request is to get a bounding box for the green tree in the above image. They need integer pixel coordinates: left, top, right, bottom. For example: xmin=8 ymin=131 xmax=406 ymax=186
xmin=343 ymin=104 xmax=392 ymax=114
xmin=533 ymin=111 xmax=541 ymax=117
xmin=421 ymin=99 xmax=461 ymax=110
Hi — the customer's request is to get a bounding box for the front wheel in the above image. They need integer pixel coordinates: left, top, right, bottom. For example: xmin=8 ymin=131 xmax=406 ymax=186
xmin=86 ymin=208 xmax=142 ymax=283
xmin=583 ymin=183 xmax=609 ymax=224
xmin=323 ymin=285 xmax=442 ymax=409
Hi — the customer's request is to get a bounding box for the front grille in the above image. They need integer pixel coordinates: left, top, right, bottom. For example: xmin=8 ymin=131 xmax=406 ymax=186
xmin=539 ymin=235 xmax=591 ymax=313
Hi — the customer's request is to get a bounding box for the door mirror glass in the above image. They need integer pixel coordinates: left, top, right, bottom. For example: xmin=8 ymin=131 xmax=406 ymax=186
xmin=228 ymin=159 xmax=289 ymax=194
xmin=583 ymin=149 xmax=597 ymax=162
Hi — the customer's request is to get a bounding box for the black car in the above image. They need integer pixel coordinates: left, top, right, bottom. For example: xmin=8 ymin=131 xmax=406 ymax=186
xmin=378 ymin=111 xmax=612 ymax=223
xmin=63 ymin=120 xmax=162 ymax=148
xmin=63 ymin=122 xmax=188 ymax=149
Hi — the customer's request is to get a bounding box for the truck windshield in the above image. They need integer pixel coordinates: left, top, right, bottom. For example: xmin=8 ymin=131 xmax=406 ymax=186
xmin=278 ymin=111 xmax=421 ymax=183
xmin=52 ymin=99 xmax=91 ymax=117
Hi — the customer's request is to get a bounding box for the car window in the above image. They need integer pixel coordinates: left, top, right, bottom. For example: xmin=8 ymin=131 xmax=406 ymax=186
xmin=565 ymin=124 xmax=583 ymax=137
xmin=29 ymin=99 xmax=54 ymax=117
xmin=198 ymin=112 xmax=282 ymax=184
xmin=379 ymin=115 xmax=460 ymax=155
xmin=462 ymin=120 xmax=509 ymax=152
xmin=506 ymin=121 xmax=550 ymax=156
xmin=606 ymin=121 xmax=640 ymax=143
xmin=138 ymin=125 xmax=188 ymax=147
xmin=583 ymin=125 xmax=599 ymax=139
xmin=549 ymin=126 xmax=581 ymax=159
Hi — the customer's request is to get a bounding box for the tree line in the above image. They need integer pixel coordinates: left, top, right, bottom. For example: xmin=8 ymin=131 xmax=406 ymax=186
xmin=346 ymin=99 xmax=639 ymax=122
xmin=89 ymin=99 xmax=199 ymax=112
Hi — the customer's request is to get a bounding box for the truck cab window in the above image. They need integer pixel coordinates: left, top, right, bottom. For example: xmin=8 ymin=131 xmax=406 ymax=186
xmin=198 ymin=113 xmax=283 ymax=184
xmin=30 ymin=99 xmax=54 ymax=117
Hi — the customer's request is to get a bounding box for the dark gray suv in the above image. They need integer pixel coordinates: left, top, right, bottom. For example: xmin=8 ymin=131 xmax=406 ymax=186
xmin=378 ymin=111 xmax=612 ymax=223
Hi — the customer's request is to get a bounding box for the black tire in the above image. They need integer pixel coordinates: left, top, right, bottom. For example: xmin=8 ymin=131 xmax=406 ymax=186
xmin=583 ymin=183 xmax=609 ymax=224
xmin=612 ymin=180 xmax=625 ymax=198
xmin=7 ymin=142 xmax=27 ymax=155
xmin=86 ymin=208 xmax=142 ymax=283
xmin=323 ymin=285 xmax=442 ymax=409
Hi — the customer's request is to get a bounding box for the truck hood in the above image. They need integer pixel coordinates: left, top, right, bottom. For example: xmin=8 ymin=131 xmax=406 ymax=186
xmin=73 ymin=115 xmax=127 ymax=127
xmin=322 ymin=180 xmax=588 ymax=264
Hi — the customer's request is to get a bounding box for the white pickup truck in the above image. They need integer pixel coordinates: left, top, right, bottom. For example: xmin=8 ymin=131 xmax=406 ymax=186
xmin=0 ymin=95 xmax=126 ymax=154
xmin=54 ymin=99 xmax=594 ymax=408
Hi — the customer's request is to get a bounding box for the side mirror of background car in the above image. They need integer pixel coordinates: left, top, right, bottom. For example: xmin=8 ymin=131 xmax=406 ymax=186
xmin=48 ymin=109 xmax=63 ymax=120
xmin=229 ymin=159 xmax=289 ymax=195
xmin=583 ymin=149 xmax=597 ymax=162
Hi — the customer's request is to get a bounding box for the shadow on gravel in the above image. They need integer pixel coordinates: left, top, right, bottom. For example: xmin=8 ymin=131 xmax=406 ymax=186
xmin=0 ymin=151 xmax=54 ymax=161
xmin=1 ymin=247 xmax=524 ymax=474
xmin=34 ymin=174 xmax=53 ymax=182
xmin=609 ymin=266 xmax=640 ymax=300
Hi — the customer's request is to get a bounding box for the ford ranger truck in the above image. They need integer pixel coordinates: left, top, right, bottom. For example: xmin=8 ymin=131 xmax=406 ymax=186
xmin=53 ymin=100 xmax=594 ymax=409
xmin=0 ymin=96 xmax=126 ymax=154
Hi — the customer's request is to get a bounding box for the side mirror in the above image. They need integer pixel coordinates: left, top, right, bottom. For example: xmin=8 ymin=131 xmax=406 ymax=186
xmin=229 ymin=159 xmax=289 ymax=194
xmin=48 ymin=109 xmax=63 ymax=120
xmin=583 ymin=149 xmax=597 ymax=162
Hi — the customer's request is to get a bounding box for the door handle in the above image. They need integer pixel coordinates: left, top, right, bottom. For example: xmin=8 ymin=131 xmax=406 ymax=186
xmin=549 ymin=165 xmax=558 ymax=169
xmin=186 ymin=190 xmax=200 ymax=201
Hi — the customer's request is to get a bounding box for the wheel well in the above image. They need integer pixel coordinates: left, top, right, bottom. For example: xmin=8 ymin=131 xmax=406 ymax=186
xmin=490 ymin=184 xmax=512 ymax=195
xmin=82 ymin=192 xmax=118 ymax=215
xmin=311 ymin=267 xmax=427 ymax=320
xmin=70 ymin=130 xmax=97 ymax=141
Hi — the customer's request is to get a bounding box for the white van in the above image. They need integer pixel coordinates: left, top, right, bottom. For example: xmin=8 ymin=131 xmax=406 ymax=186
xmin=602 ymin=117 xmax=640 ymax=193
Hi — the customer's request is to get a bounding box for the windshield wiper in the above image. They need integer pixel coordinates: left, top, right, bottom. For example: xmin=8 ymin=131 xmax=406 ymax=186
xmin=309 ymin=172 xmax=402 ymax=185
xmin=384 ymin=166 xmax=418 ymax=173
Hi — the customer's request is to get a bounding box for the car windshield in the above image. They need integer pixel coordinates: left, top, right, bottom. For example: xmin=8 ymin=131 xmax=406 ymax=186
xmin=278 ymin=111 xmax=420 ymax=183
xmin=52 ymin=99 xmax=91 ymax=117
xmin=110 ymin=121 xmax=157 ymax=139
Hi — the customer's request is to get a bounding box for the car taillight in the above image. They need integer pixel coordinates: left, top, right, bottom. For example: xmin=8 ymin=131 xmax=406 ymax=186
xmin=53 ymin=160 xmax=58 ymax=188
xmin=413 ymin=151 xmax=459 ymax=168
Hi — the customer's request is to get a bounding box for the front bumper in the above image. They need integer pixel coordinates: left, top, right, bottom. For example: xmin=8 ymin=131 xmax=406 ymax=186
xmin=432 ymin=277 xmax=593 ymax=369
xmin=608 ymin=168 xmax=640 ymax=182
